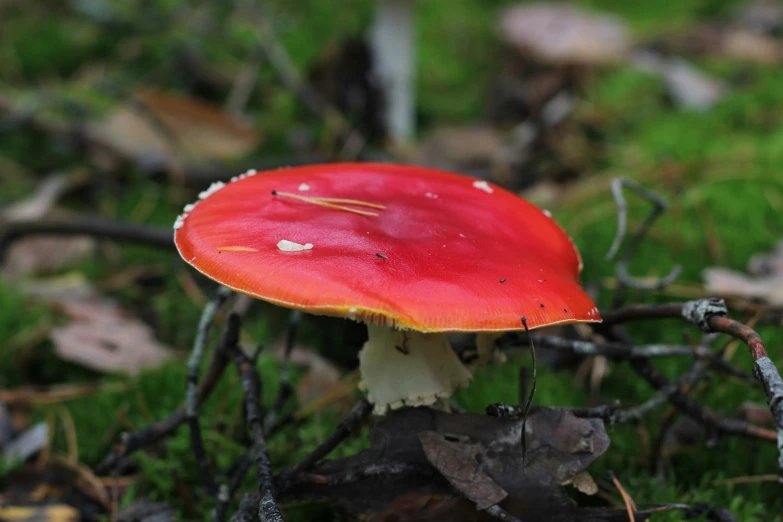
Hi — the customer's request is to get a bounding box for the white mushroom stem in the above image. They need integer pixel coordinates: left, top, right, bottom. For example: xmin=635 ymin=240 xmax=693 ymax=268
xmin=370 ymin=0 xmax=417 ymax=142
xmin=359 ymin=324 xmax=472 ymax=414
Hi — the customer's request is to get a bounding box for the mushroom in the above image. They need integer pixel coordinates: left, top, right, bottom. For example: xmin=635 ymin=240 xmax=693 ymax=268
xmin=174 ymin=163 xmax=600 ymax=414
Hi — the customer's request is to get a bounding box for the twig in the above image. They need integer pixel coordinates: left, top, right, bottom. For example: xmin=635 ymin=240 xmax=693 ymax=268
xmin=520 ymin=317 xmax=536 ymax=467
xmin=605 ymin=177 xmax=682 ymax=306
xmin=264 ymin=310 xmax=301 ymax=433
xmin=596 ymin=301 xmax=783 ymax=471
xmin=187 ymin=286 xmax=234 ymax=495
xmin=227 ymin=322 xmax=285 ymax=522
xmin=567 ymin=360 xmax=707 ymax=427
xmin=514 ymin=333 xmax=750 ymax=380
xmin=96 ymin=320 xmax=233 ymax=473
xmin=603 ymin=300 xmax=783 ymax=446
xmin=288 ymin=399 xmax=373 ymax=474
xmin=0 ymin=215 xmax=173 ymax=262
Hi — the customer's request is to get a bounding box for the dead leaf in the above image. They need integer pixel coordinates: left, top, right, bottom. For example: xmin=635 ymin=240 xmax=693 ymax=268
xmin=0 ymin=505 xmax=79 ymax=522
xmin=748 ymin=240 xmax=783 ymax=276
xmin=1 ymin=172 xmax=95 ymax=279
xmin=723 ymin=30 xmax=783 ymax=64
xmin=49 ymin=297 xmax=171 ymax=375
xmin=499 ymin=3 xmax=631 ymax=65
xmin=632 ymin=51 xmax=726 ymax=110
xmin=0 ymin=173 xmax=70 ymax=222
xmin=92 ymin=88 xmax=260 ymax=164
xmin=18 ymin=275 xmax=170 ymax=375
xmin=418 ymin=431 xmax=508 ymax=510
xmin=703 ymin=267 xmax=783 ymax=304
xmin=566 ymin=471 xmax=598 ymax=496
xmin=704 ymin=241 xmax=783 ymax=304
xmin=2 ymin=237 xmax=95 ymax=279
xmin=308 ymin=407 xmax=611 ymax=521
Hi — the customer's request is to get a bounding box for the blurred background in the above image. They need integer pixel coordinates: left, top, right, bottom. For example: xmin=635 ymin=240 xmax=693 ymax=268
xmin=1 ymin=0 xmax=782 ymax=521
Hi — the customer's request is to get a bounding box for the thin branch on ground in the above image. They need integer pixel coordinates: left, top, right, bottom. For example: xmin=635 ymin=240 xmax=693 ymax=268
xmin=287 ymin=398 xmax=373 ymax=474
xmin=605 ymin=177 xmax=682 ymax=306
xmin=187 ymin=286 xmax=234 ymax=495
xmin=505 ymin=334 xmax=750 ymax=380
xmin=595 ymin=300 xmax=783 ymax=475
xmin=226 ymin=318 xmax=284 ymax=522
xmin=0 ymin=215 xmax=173 ymax=262
xmin=96 ymin=304 xmax=235 ymax=473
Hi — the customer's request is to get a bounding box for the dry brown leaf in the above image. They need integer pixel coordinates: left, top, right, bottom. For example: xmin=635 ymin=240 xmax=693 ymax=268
xmin=1 ymin=173 xmax=95 ymax=279
xmin=418 ymin=430 xmax=508 ymax=510
xmin=49 ymin=297 xmax=171 ymax=375
xmin=704 ymin=241 xmax=783 ymax=304
xmin=2 ymin=237 xmax=95 ymax=279
xmin=0 ymin=174 xmax=70 ymax=222
xmin=567 ymin=471 xmax=599 ymax=495
xmin=723 ymin=30 xmax=783 ymax=64
xmin=92 ymin=88 xmax=260 ymax=164
xmin=499 ymin=3 xmax=630 ymax=65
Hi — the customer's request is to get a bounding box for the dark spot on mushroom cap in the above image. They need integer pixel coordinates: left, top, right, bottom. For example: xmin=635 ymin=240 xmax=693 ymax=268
xmin=564 ymin=308 xmax=568 ymax=313
xmin=540 ymin=303 xmax=545 ymax=308
xmin=376 ymin=252 xmax=387 ymax=259
xmin=499 ymin=278 xmax=506 ymax=283
xmin=271 ymin=190 xmax=278 ymax=195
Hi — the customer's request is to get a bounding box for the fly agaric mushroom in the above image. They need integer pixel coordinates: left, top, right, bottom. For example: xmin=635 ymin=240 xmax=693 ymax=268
xmin=174 ymin=163 xmax=600 ymax=414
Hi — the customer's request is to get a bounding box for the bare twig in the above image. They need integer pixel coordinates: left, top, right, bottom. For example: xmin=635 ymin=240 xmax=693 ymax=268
xmin=0 ymin=215 xmax=173 ymax=262
xmin=187 ymin=285 xmax=234 ymax=495
xmin=596 ymin=301 xmax=783 ymax=474
xmin=605 ymin=177 xmax=682 ymax=305
xmin=288 ymin=398 xmax=373 ymax=474
xmin=520 ymin=316 xmax=536 ymax=467
xmin=96 ymin=319 xmax=233 ymax=473
xmin=227 ymin=319 xmax=284 ymax=522
xmin=506 ymin=334 xmax=747 ymax=380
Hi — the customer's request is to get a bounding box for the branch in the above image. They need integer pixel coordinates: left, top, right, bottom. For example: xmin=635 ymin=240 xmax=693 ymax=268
xmin=96 ymin=306 xmax=234 ymax=473
xmin=288 ymin=398 xmax=373 ymax=474
xmin=186 ymin=286 xmax=234 ymax=494
xmin=0 ymin=215 xmax=173 ymax=262
xmin=227 ymin=327 xmax=285 ymax=522
xmin=597 ymin=299 xmax=783 ymax=477
xmin=605 ymin=177 xmax=682 ymax=306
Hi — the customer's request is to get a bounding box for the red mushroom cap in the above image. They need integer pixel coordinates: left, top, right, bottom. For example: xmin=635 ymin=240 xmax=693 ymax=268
xmin=174 ymin=163 xmax=600 ymax=332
